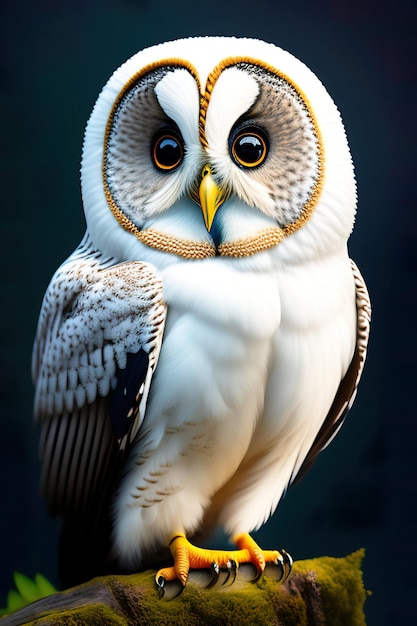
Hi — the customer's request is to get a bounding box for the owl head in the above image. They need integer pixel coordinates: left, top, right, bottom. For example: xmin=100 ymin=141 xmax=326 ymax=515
xmin=81 ymin=37 xmax=356 ymax=265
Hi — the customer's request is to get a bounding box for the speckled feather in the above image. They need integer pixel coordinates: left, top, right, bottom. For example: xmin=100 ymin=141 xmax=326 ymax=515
xmin=33 ymin=234 xmax=166 ymax=514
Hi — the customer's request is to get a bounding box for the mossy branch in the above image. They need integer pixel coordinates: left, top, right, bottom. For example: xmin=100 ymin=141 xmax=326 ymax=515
xmin=0 ymin=550 xmax=367 ymax=626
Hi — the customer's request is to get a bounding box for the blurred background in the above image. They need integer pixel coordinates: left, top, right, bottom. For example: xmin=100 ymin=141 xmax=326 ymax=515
xmin=0 ymin=1 xmax=415 ymax=624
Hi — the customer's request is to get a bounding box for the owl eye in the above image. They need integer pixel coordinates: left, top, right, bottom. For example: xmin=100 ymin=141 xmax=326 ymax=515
xmin=152 ymin=128 xmax=184 ymax=172
xmin=230 ymin=126 xmax=269 ymax=169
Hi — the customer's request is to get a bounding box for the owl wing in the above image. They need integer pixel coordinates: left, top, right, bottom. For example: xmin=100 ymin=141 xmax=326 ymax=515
xmin=294 ymin=260 xmax=371 ymax=482
xmin=32 ymin=238 xmax=166 ymax=584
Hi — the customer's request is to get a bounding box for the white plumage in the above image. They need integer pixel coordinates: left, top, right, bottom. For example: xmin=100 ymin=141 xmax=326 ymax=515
xmin=33 ymin=36 xmax=370 ymax=589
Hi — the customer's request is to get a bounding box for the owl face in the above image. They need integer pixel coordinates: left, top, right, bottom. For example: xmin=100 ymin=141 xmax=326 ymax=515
xmin=81 ymin=37 xmax=356 ymax=263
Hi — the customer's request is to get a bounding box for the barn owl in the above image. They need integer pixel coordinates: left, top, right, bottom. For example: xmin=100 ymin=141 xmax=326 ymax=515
xmin=32 ymin=36 xmax=371 ymax=592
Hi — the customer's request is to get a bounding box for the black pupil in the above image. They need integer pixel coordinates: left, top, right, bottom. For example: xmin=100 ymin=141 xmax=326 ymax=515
xmin=155 ymin=136 xmax=181 ymax=168
xmin=235 ymin=135 xmax=263 ymax=163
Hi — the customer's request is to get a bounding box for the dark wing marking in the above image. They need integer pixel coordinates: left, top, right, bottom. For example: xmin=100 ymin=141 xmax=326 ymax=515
xmin=32 ymin=238 xmax=166 ymax=585
xmin=294 ymin=259 xmax=371 ymax=482
xmin=109 ymin=349 xmax=150 ymax=441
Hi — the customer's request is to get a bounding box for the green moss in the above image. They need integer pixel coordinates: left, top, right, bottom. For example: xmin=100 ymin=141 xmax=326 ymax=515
xmin=269 ymin=592 xmax=309 ymax=626
xmin=154 ymin=582 xmax=269 ymax=625
xmin=121 ymin=573 xmax=277 ymax=625
xmin=292 ymin=549 xmax=367 ymax=626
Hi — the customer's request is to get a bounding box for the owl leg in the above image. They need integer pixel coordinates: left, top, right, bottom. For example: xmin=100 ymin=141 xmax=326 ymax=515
xmin=155 ymin=533 xmax=292 ymax=594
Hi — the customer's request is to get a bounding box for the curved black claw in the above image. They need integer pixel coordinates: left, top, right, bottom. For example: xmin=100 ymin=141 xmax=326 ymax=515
xmin=251 ymin=568 xmax=264 ymax=583
xmin=263 ymin=549 xmax=294 ymax=583
xmin=155 ymin=576 xmax=184 ymax=600
xmin=155 ymin=575 xmax=166 ymax=599
xmin=281 ymin=549 xmax=293 ymax=582
xmin=205 ymin=562 xmax=220 ymax=589
xmin=269 ymin=555 xmax=285 ymax=583
xmin=222 ymin=559 xmax=237 ymax=587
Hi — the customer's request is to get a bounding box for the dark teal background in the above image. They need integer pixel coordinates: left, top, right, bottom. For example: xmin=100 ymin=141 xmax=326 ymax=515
xmin=1 ymin=1 xmax=416 ymax=624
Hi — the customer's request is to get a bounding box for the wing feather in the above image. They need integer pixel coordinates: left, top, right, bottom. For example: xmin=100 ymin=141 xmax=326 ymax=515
xmin=33 ymin=237 xmax=166 ymax=521
xmin=294 ymin=259 xmax=371 ymax=481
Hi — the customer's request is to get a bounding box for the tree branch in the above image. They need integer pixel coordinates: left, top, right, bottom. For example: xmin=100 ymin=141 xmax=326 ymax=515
xmin=1 ymin=550 xmax=367 ymax=625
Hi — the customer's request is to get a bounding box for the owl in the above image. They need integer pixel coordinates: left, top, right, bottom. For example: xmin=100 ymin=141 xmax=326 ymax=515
xmin=32 ymin=36 xmax=371 ymax=592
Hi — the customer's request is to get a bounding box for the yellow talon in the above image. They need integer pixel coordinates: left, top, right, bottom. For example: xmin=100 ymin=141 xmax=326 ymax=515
xmin=155 ymin=532 xmax=286 ymax=590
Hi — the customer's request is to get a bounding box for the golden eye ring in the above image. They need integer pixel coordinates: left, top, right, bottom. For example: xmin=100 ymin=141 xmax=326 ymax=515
xmin=230 ymin=126 xmax=269 ymax=169
xmin=152 ymin=129 xmax=184 ymax=172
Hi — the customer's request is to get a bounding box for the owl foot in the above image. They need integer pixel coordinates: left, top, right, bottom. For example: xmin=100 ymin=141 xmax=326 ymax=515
xmin=155 ymin=533 xmax=291 ymax=596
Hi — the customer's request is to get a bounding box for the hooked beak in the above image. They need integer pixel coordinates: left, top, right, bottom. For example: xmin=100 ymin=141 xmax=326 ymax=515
xmin=198 ymin=165 xmax=228 ymax=232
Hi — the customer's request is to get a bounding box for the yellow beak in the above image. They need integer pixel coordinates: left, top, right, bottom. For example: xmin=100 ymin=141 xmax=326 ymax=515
xmin=198 ymin=165 xmax=227 ymax=232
